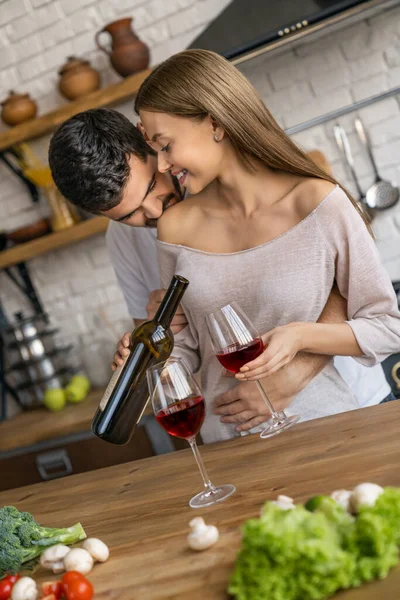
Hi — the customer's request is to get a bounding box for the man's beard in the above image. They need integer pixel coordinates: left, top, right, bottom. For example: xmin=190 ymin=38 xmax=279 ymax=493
xmin=145 ymin=177 xmax=184 ymax=228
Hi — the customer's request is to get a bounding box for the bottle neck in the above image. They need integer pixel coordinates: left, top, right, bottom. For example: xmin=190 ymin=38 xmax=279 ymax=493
xmin=154 ymin=276 xmax=189 ymax=329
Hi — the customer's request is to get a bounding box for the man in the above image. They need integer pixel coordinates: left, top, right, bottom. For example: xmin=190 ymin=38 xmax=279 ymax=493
xmin=49 ymin=108 xmax=393 ymax=433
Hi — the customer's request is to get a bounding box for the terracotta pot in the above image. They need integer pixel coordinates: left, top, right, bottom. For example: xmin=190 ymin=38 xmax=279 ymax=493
xmin=58 ymin=56 xmax=101 ymax=101
xmin=95 ymin=17 xmax=150 ymax=78
xmin=1 ymin=91 xmax=37 ymax=126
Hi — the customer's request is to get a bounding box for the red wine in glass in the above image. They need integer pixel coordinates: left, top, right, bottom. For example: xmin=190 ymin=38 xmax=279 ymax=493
xmin=216 ymin=338 xmax=264 ymax=373
xmin=155 ymin=395 xmax=205 ymax=439
xmin=206 ymin=302 xmax=300 ymax=439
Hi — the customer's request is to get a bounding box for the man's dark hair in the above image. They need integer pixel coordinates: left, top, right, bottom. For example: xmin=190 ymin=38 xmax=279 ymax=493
xmin=48 ymin=108 xmax=154 ymax=213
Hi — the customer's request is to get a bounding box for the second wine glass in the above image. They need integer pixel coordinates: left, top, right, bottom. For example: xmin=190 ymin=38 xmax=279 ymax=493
xmin=206 ymin=301 xmax=300 ymax=438
xmin=147 ymin=357 xmax=236 ymax=508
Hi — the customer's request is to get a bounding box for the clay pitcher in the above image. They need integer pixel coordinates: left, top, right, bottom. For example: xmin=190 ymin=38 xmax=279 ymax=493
xmin=95 ymin=18 xmax=150 ymax=78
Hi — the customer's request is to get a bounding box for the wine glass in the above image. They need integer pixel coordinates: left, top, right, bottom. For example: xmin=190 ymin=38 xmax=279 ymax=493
xmin=206 ymin=301 xmax=300 ymax=438
xmin=146 ymin=357 xmax=236 ymax=508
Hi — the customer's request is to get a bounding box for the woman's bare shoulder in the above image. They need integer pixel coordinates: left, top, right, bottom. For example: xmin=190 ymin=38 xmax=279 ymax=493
xmin=293 ymin=178 xmax=338 ymax=219
xmin=157 ymin=196 xmax=203 ymax=244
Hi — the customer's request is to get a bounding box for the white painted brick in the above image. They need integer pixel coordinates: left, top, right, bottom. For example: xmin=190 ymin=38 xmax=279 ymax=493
xmin=367 ymin=117 xmax=400 ymax=147
xmin=385 ymin=40 xmax=400 ymax=68
xmin=285 ymin=88 xmax=353 ymax=129
xmin=18 ymin=54 xmax=47 ymax=82
xmin=149 ymin=25 xmax=203 ymax=65
xmin=301 ymin=47 xmax=348 ymax=78
xmin=31 ymin=0 xmax=53 ymax=7
xmin=146 ymin=0 xmax=195 ymax=22
xmin=25 ymin=71 xmax=57 ymax=99
xmin=0 ymin=26 xmax=9 ymax=47
xmin=238 ymin=62 xmax=273 ymax=98
xmin=114 ymin=0 xmax=148 ymax=12
xmin=372 ymin=211 xmax=400 ymax=243
xmin=6 ymin=3 xmax=60 ymax=42
xmin=72 ymin=31 xmax=96 ymax=57
xmin=373 ymin=139 xmax=400 ymax=169
xmin=268 ymin=53 xmax=306 ymax=91
xmin=60 ymin=0 xmax=95 ymax=16
xmin=42 ymin=40 xmax=74 ymax=71
xmin=41 ymin=19 xmax=73 ymax=49
xmin=36 ymin=89 xmax=64 ymax=114
xmin=104 ymin=284 xmax=125 ymax=304
xmin=0 ymin=66 xmax=19 ymax=93
xmin=357 ymin=98 xmax=400 ymax=127
xmin=167 ymin=4 xmax=208 ymax=37
xmin=139 ymin=21 xmax=170 ymax=48
xmin=310 ymin=66 xmax=352 ymax=96
xmin=6 ymin=193 xmax=35 ymax=216
xmin=389 ymin=66 xmax=400 ymax=87
xmin=0 ymin=44 xmax=16 ymax=69
xmin=14 ymin=32 xmax=43 ymax=61
xmin=89 ymin=244 xmax=112 ymax=267
xmin=97 ymin=0 xmax=119 ymax=23
xmin=352 ymin=73 xmax=389 ymax=102
xmin=69 ymin=6 xmax=103 ymax=35
xmin=337 ymin=21 xmax=370 ymax=60
xmin=0 ymin=0 xmax=26 ymax=27
xmin=348 ymin=52 xmax=388 ymax=82
xmin=267 ymin=82 xmax=314 ymax=119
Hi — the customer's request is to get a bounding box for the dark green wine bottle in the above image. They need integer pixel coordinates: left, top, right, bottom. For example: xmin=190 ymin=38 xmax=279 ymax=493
xmin=92 ymin=275 xmax=189 ymax=445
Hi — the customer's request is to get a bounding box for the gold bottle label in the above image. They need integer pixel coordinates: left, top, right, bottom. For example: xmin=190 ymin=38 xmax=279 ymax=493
xmin=99 ymin=351 xmax=130 ymax=412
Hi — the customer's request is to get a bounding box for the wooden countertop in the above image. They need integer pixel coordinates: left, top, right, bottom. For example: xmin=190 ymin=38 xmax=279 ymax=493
xmin=1 ymin=402 xmax=399 ymax=599
xmin=0 ymin=388 xmax=104 ymax=452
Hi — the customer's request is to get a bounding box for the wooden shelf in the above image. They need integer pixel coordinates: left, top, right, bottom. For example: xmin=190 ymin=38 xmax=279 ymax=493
xmin=0 ymin=216 xmax=108 ymax=269
xmin=0 ymin=67 xmax=152 ymax=152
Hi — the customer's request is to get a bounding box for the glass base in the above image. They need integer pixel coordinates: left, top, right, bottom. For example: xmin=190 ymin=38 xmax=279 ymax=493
xmin=260 ymin=414 xmax=300 ymax=439
xmin=189 ymin=484 xmax=236 ymax=509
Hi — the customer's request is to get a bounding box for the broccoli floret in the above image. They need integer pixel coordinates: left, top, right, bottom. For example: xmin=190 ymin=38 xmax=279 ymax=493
xmin=0 ymin=505 xmax=86 ymax=577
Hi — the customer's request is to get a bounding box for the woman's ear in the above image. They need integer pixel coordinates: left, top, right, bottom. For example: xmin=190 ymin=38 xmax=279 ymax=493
xmin=211 ymin=118 xmax=225 ymax=142
xmin=137 ymin=121 xmax=148 ymax=139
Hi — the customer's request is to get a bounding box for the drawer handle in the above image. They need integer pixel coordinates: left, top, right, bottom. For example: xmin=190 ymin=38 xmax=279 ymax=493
xmin=391 ymin=361 xmax=400 ymax=390
xmin=36 ymin=449 xmax=73 ymax=481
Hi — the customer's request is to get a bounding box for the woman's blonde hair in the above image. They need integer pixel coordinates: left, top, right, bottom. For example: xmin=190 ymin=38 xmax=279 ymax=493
xmin=135 ymin=49 xmax=372 ymax=234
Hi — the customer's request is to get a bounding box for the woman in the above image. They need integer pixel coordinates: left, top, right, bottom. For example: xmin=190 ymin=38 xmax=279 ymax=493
xmin=134 ymin=49 xmax=400 ymax=444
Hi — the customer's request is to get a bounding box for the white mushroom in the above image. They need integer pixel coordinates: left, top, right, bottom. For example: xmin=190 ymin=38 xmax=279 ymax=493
xmin=331 ymin=489 xmax=353 ymax=512
xmin=187 ymin=517 xmax=219 ymax=551
xmin=351 ymin=483 xmax=384 ymax=512
xmin=271 ymin=495 xmax=295 ymax=510
xmin=11 ymin=577 xmax=37 ymax=600
xmin=40 ymin=543 xmax=70 ymax=570
xmin=64 ymin=547 xmax=94 ymax=575
xmin=52 ymin=560 xmax=66 ymax=574
xmin=82 ymin=538 xmax=110 ymax=562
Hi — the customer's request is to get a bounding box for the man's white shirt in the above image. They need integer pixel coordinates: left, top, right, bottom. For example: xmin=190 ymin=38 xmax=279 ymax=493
xmin=106 ymin=220 xmax=390 ymax=408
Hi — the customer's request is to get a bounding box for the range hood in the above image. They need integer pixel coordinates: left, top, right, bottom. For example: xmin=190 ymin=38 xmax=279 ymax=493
xmin=188 ymin=0 xmax=396 ymax=65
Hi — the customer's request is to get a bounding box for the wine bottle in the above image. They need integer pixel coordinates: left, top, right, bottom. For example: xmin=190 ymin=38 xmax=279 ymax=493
xmin=92 ymin=275 xmax=189 ymax=445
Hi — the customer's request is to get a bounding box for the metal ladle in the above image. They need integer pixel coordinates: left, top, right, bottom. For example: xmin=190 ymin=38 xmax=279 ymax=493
xmin=354 ymin=116 xmax=399 ymax=210
xmin=333 ymin=124 xmax=374 ymax=219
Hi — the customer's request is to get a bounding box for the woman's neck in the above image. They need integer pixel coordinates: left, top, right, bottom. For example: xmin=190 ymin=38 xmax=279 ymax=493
xmin=208 ymin=151 xmax=300 ymax=217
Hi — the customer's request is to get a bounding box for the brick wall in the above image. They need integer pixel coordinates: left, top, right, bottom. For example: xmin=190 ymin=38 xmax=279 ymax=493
xmin=0 ymin=0 xmax=399 ymax=348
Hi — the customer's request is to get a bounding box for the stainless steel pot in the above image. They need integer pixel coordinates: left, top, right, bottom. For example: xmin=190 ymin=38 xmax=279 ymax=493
xmin=6 ymin=329 xmax=61 ymax=366
xmin=6 ymin=346 xmax=73 ymax=388
xmin=13 ymin=368 xmax=74 ymax=409
xmin=3 ymin=312 xmax=49 ymax=345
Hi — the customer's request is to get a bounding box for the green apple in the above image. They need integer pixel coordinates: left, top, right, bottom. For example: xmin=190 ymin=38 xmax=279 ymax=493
xmin=65 ymin=375 xmax=90 ymax=403
xmin=44 ymin=388 xmax=66 ymax=412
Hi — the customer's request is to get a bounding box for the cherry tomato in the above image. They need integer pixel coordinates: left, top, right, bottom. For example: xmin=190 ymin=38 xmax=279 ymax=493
xmin=64 ymin=578 xmax=94 ymax=600
xmin=42 ymin=581 xmax=64 ymax=598
xmin=42 ymin=595 xmax=57 ymax=600
xmin=62 ymin=571 xmax=84 ymax=585
xmin=0 ymin=575 xmax=21 ymax=600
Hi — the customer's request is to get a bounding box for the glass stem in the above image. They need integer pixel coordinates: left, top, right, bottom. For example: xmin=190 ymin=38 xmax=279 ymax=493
xmin=255 ymin=380 xmax=286 ymax=420
xmin=189 ymin=438 xmax=216 ymax=492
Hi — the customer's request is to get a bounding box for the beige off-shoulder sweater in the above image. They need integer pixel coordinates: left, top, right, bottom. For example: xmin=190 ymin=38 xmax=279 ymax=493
xmin=157 ymin=186 xmax=400 ymax=444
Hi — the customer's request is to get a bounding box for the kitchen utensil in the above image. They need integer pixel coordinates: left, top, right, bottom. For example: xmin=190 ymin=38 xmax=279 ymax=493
xmin=147 ymin=357 xmax=236 ymax=508
xmin=6 ymin=218 xmax=51 ymax=244
xmin=1 ymin=91 xmax=37 ymax=126
xmin=13 ymin=368 xmax=74 ymax=409
xmin=354 ymin=117 xmax=399 ymax=210
xmin=58 ymin=56 xmax=101 ymax=101
xmin=6 ymin=329 xmax=61 ymax=366
xmin=333 ymin=124 xmax=374 ymax=219
xmin=6 ymin=345 xmax=73 ymax=388
xmin=95 ymin=17 xmax=150 ymax=77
